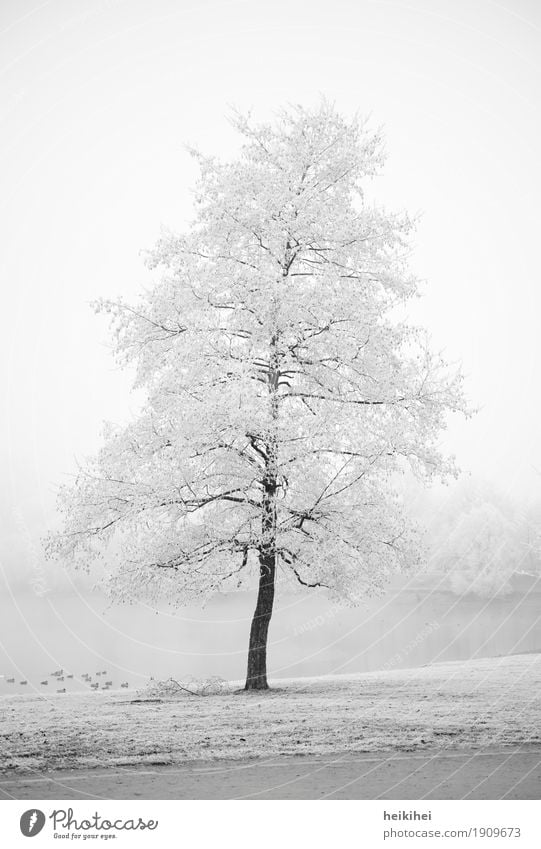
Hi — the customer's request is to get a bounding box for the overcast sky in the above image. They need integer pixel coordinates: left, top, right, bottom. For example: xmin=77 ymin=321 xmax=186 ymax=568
xmin=1 ymin=0 xmax=541 ymax=575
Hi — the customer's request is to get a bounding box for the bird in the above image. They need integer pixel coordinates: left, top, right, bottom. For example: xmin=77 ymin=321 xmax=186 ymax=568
xmin=40 ymin=681 xmax=48 ymax=686
xmin=120 ymin=682 xmax=129 ymax=688
xmin=56 ymin=688 xmax=66 ymax=693
xmin=57 ymin=676 xmax=64 ymax=682
xmin=7 ymin=678 xmax=14 ymax=683
xmin=105 ymin=681 xmax=112 ymax=686
xmin=20 ymin=681 xmax=28 ymax=685
xmin=90 ymin=683 xmax=99 ymax=690
xmin=66 ymin=674 xmax=73 ymax=679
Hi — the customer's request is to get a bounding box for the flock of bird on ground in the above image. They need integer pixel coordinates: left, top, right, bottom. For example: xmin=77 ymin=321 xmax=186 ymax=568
xmin=2 ymin=670 xmax=130 ymax=693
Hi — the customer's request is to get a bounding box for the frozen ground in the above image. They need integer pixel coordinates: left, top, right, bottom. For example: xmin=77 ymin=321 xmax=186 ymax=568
xmin=1 ymin=654 xmax=540 ymax=776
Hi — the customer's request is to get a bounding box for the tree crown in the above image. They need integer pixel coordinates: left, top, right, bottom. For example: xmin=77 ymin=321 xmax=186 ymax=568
xmin=46 ymin=102 xmax=467 ymax=605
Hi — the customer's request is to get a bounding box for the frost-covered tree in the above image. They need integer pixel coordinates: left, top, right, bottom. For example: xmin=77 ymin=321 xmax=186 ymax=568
xmin=46 ymin=103 xmax=466 ymax=689
xmin=430 ymin=500 xmax=520 ymax=596
xmin=425 ymin=482 xmax=540 ymax=595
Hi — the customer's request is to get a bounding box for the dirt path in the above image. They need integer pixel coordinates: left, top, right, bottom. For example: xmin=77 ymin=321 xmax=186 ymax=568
xmin=1 ymin=747 xmax=540 ymax=800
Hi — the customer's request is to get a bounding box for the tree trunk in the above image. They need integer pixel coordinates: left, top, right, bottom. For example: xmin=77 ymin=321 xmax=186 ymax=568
xmin=244 ymin=551 xmax=276 ymax=689
xmin=245 ymin=420 xmax=278 ymax=689
xmin=244 ymin=326 xmax=280 ymax=690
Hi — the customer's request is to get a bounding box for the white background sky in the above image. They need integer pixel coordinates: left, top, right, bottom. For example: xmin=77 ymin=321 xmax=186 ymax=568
xmin=1 ymin=0 xmax=541 ymax=573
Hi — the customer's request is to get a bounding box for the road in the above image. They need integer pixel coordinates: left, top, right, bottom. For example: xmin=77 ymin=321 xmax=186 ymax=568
xmin=1 ymin=747 xmax=540 ymax=799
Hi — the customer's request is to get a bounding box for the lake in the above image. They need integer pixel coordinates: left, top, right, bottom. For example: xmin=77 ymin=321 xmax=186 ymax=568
xmin=1 ymin=572 xmax=539 ymax=695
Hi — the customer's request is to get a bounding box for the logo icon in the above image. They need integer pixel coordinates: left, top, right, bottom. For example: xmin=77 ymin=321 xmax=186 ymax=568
xmin=20 ymin=810 xmax=46 ymax=837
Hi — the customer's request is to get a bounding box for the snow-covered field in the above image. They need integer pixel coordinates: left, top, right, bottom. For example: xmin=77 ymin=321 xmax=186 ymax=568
xmin=1 ymin=654 xmax=540 ymax=774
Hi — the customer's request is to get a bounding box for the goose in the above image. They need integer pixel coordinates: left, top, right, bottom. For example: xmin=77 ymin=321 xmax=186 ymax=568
xmin=20 ymin=681 xmax=28 ymax=685
xmin=40 ymin=681 xmax=48 ymax=685
xmin=66 ymin=674 xmax=73 ymax=679
xmin=56 ymin=688 xmax=66 ymax=693
xmin=7 ymin=678 xmax=14 ymax=683
xmin=120 ymin=682 xmax=129 ymax=688
xmin=105 ymin=680 xmax=113 ymax=686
